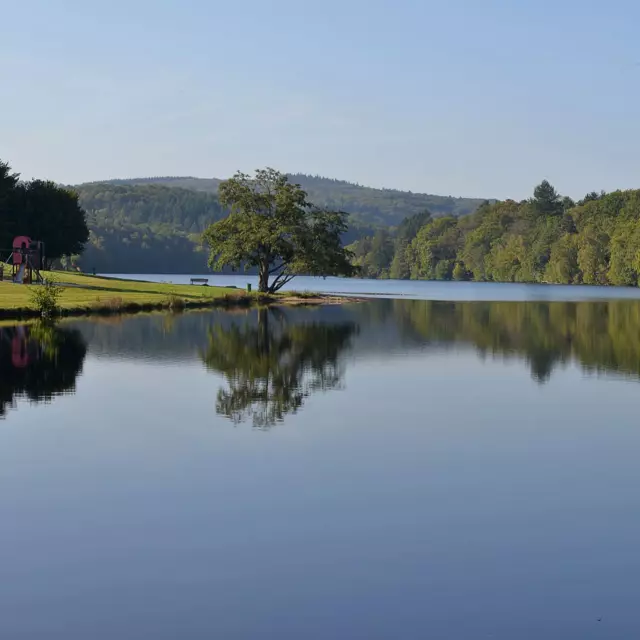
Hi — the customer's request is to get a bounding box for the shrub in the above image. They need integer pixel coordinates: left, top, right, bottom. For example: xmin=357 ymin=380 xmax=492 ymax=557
xmin=165 ymin=293 xmax=185 ymax=311
xmin=29 ymin=280 xmax=63 ymax=318
xmin=104 ymin=296 xmax=124 ymax=311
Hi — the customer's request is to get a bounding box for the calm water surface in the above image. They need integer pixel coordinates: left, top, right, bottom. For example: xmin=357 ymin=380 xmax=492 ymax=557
xmin=102 ymin=272 xmax=640 ymax=301
xmin=2 ymin=296 xmax=640 ymax=639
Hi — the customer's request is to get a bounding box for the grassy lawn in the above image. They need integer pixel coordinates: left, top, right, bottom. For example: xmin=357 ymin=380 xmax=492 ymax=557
xmin=0 ymin=272 xmax=241 ymax=312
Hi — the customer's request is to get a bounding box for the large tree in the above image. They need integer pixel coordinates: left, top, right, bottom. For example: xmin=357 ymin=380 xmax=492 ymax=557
xmin=0 ymin=160 xmax=20 ymax=252
xmin=14 ymin=180 xmax=90 ymax=267
xmin=203 ymin=168 xmax=356 ymax=293
xmin=0 ymin=162 xmax=89 ymax=267
xmin=531 ymin=179 xmax=563 ymax=217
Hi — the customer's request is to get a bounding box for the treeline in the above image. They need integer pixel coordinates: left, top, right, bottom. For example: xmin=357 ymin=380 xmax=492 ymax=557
xmin=76 ymin=183 xmax=225 ymax=233
xmin=74 ymin=183 xmax=226 ymax=272
xmin=348 ymin=210 xmax=433 ymax=279
xmin=288 ymin=174 xmax=488 ymax=226
xmin=82 ymin=223 xmax=209 ymax=273
xmin=72 ymin=174 xmax=488 ymax=273
xmin=90 ymin=174 xmax=486 ymax=226
xmin=0 ymin=160 xmax=89 ymax=266
xmin=349 ymin=181 xmax=640 ymax=286
xmin=75 ymin=182 xmax=375 ymax=273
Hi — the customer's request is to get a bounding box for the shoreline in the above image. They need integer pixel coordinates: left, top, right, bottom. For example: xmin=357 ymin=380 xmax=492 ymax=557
xmin=0 ymin=272 xmax=362 ymax=321
xmin=0 ymin=294 xmax=360 ymax=321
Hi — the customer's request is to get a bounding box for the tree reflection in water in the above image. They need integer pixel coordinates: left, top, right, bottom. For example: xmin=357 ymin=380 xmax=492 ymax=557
xmin=391 ymin=299 xmax=640 ymax=383
xmin=201 ymin=308 xmax=357 ymax=428
xmin=0 ymin=323 xmax=87 ymax=417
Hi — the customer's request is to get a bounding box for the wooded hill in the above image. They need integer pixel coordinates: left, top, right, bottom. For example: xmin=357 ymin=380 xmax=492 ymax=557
xmin=88 ymin=174 xmax=486 ymax=225
xmin=75 ymin=175 xmax=488 ymax=273
xmin=67 ymin=175 xmax=640 ymax=288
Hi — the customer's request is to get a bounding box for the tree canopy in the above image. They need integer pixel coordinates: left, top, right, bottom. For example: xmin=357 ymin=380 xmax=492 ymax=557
xmin=14 ymin=180 xmax=89 ymax=266
xmin=0 ymin=160 xmax=89 ymax=266
xmin=68 ymin=173 xmax=486 ymax=274
xmin=347 ymin=181 xmax=640 ymax=287
xmin=74 ymin=182 xmax=226 ymax=273
xmin=204 ymin=168 xmax=356 ymax=292
xmin=9 ymin=156 xmax=640 ymax=289
xmin=0 ymin=161 xmax=21 ymax=252
xmin=91 ymin=173 xmax=488 ymax=225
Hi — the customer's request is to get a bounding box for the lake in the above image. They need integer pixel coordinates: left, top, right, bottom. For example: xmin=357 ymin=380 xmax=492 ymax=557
xmin=102 ymin=272 xmax=640 ymax=301
xmin=2 ymin=286 xmax=640 ymax=638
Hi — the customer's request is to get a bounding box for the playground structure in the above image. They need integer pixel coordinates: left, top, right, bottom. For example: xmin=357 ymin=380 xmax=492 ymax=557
xmin=1 ymin=236 xmax=45 ymax=284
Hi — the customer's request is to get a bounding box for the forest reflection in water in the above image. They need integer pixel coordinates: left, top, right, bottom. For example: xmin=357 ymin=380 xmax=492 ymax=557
xmin=197 ymin=298 xmax=640 ymax=426
xmin=5 ymin=297 xmax=640 ymax=638
xmin=0 ymin=323 xmax=87 ymax=417
xmin=389 ymin=299 xmax=640 ymax=383
xmin=4 ymin=297 xmax=640 ymax=421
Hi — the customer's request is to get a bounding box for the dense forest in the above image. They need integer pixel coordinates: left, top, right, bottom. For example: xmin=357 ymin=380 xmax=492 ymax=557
xmin=349 ymin=181 xmax=640 ymax=286
xmin=76 ymin=173 xmax=474 ymax=272
xmin=76 ymin=183 xmax=223 ymax=272
xmin=88 ymin=174 xmax=487 ymax=224
xmin=13 ymin=165 xmax=640 ymax=287
xmin=76 ymin=181 xmax=379 ymax=273
xmin=288 ymin=174 xmax=486 ymax=225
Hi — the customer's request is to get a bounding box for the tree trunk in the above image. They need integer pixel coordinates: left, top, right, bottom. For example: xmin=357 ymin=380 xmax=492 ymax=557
xmin=258 ymin=263 xmax=269 ymax=293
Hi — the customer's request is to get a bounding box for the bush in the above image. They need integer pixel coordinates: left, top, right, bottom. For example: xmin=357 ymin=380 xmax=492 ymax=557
xmin=165 ymin=293 xmax=185 ymax=311
xmin=29 ymin=280 xmax=63 ymax=317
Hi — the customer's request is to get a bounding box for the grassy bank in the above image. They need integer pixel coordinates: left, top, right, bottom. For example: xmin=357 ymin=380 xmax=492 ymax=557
xmin=0 ymin=272 xmax=257 ymax=318
xmin=0 ymin=272 xmax=353 ymax=319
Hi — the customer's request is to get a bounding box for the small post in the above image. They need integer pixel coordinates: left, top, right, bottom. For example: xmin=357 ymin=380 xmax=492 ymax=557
xmin=247 ymin=283 xmax=252 ymax=293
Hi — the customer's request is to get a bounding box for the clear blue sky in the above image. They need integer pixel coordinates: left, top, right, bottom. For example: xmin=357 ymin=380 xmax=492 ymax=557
xmin=2 ymin=0 xmax=639 ymax=200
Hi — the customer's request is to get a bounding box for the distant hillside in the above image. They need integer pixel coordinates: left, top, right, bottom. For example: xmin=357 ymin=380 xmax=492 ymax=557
xmin=288 ymin=174 xmax=487 ymax=224
xmin=77 ymin=183 xmax=224 ymax=233
xmin=74 ymin=174 xmax=490 ymax=273
xmin=74 ymin=183 xmax=223 ymax=273
xmin=88 ymin=174 xmax=489 ymax=226
xmin=92 ymin=176 xmax=223 ymax=193
xmin=74 ymin=181 xmax=373 ymax=273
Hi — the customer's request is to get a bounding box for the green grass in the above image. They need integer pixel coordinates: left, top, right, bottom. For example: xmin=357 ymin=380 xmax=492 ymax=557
xmin=286 ymin=290 xmax=320 ymax=299
xmin=0 ymin=271 xmax=242 ymax=315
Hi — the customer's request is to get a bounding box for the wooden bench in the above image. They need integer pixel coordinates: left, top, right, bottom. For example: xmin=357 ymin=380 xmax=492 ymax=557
xmin=190 ymin=278 xmax=209 ymax=285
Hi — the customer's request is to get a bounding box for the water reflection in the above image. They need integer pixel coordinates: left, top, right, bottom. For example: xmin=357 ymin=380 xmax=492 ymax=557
xmin=201 ymin=308 xmax=357 ymax=427
xmin=38 ymin=298 xmax=640 ymax=415
xmin=390 ymin=299 xmax=640 ymax=382
xmin=0 ymin=323 xmax=87 ymax=417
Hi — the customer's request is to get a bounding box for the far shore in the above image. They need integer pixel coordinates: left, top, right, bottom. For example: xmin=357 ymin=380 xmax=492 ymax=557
xmin=0 ymin=272 xmax=361 ymax=320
